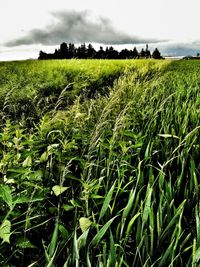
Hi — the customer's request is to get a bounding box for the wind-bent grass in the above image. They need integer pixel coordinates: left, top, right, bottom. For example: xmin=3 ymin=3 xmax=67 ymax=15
xmin=0 ymin=59 xmax=130 ymax=125
xmin=0 ymin=59 xmax=199 ymax=266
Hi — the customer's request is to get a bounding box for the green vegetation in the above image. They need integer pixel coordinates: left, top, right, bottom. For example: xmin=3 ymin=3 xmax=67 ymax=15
xmin=0 ymin=60 xmax=133 ymax=125
xmin=0 ymin=59 xmax=199 ymax=267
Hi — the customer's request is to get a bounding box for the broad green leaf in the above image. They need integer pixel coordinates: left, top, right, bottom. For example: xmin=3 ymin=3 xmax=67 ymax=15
xmin=125 ymin=212 xmax=140 ymax=241
xmin=99 ymin=181 xmax=116 ymax=221
xmin=22 ymin=155 xmax=32 ymax=167
xmin=90 ymin=216 xmax=117 ymax=247
xmin=0 ymin=185 xmax=12 ymax=209
xmin=193 ymin=244 xmax=200 ymax=265
xmin=142 ymin=186 xmax=153 ymax=224
xmin=40 ymin=151 xmax=49 ymax=162
xmin=122 ymin=187 xmax=136 ymax=220
xmin=8 ymin=168 xmax=28 ymax=174
xmin=158 ymin=239 xmax=175 ymax=267
xmin=30 ymin=170 xmax=43 ymax=181
xmin=49 ymin=222 xmax=59 ymax=258
xmin=78 ymin=228 xmax=89 ymax=249
xmin=52 ymin=185 xmax=69 ymax=196
xmin=79 ymin=217 xmax=92 ymax=233
xmin=0 ymin=219 xmax=11 ymax=243
xmin=122 ymin=161 xmax=141 ymax=220
xmin=59 ymin=224 xmax=69 ymax=240
xmin=109 ymin=230 xmax=116 ymax=266
xmin=103 ymin=242 xmax=107 ymax=266
xmin=160 ymin=200 xmax=186 ymax=240
xmin=72 ymin=229 xmax=79 ymax=264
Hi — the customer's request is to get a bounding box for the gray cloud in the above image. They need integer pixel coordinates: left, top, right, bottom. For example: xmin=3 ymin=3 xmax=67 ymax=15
xmin=5 ymin=10 xmax=161 ymax=47
xmin=158 ymin=41 xmax=200 ymax=56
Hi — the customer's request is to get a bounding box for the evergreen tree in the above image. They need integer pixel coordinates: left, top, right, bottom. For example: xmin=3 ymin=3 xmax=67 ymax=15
xmin=67 ymin=43 xmax=76 ymax=58
xmin=96 ymin=46 xmax=105 ymax=59
xmin=38 ymin=51 xmax=47 ymax=60
xmin=132 ymin=47 xmax=139 ymax=59
xmin=87 ymin=43 xmax=96 ymax=58
xmin=140 ymin=48 xmax=146 ymax=58
xmin=152 ymin=48 xmax=162 ymax=59
xmin=80 ymin=43 xmax=87 ymax=58
xmin=54 ymin=49 xmax=59 ymax=59
xmin=77 ymin=44 xmax=87 ymax=58
xmin=38 ymin=42 xmax=164 ymax=60
xmin=106 ymin=46 xmax=118 ymax=59
xmin=59 ymin=42 xmax=68 ymax=59
xmin=145 ymin=44 xmax=151 ymax=58
xmin=119 ymin=49 xmax=130 ymax=59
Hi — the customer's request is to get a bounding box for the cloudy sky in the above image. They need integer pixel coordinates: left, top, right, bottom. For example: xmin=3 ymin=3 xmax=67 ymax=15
xmin=1 ymin=0 xmax=200 ymax=60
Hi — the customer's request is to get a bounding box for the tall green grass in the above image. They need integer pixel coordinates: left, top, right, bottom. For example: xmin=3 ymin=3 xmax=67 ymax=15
xmin=0 ymin=59 xmax=139 ymax=125
xmin=0 ymin=59 xmax=199 ymax=266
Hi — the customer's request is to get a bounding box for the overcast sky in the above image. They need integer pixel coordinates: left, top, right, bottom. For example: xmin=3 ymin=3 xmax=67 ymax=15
xmin=1 ymin=0 xmax=200 ymax=60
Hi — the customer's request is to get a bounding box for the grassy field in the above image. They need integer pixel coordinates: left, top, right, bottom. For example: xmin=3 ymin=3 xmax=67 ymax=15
xmin=0 ymin=59 xmax=140 ymax=124
xmin=0 ymin=59 xmax=199 ymax=267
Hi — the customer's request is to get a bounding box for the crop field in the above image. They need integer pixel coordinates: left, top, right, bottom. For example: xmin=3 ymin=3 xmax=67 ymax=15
xmin=0 ymin=59 xmax=200 ymax=267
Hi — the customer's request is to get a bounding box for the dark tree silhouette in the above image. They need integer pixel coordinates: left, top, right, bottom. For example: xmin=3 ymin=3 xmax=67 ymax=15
xmin=87 ymin=43 xmax=96 ymax=58
xmin=132 ymin=47 xmax=139 ymax=59
xmin=105 ymin=46 xmax=118 ymax=59
xmin=77 ymin=43 xmax=87 ymax=58
xmin=38 ymin=43 xmax=163 ymax=60
xmin=96 ymin=46 xmax=106 ymax=59
xmin=38 ymin=50 xmax=47 ymax=60
xmin=152 ymin=48 xmax=162 ymax=59
xmin=60 ymin=42 xmax=68 ymax=59
xmin=140 ymin=48 xmax=146 ymax=58
xmin=54 ymin=49 xmax=59 ymax=58
xmin=119 ymin=49 xmax=131 ymax=59
xmin=145 ymin=44 xmax=151 ymax=58
xmin=68 ymin=43 xmax=76 ymax=58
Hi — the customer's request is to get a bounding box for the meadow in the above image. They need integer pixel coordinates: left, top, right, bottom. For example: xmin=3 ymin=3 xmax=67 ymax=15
xmin=0 ymin=59 xmax=199 ymax=267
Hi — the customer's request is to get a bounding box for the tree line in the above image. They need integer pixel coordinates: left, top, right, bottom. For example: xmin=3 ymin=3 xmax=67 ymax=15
xmin=38 ymin=43 xmax=163 ymax=60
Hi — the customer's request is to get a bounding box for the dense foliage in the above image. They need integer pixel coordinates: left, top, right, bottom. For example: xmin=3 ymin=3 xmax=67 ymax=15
xmin=38 ymin=43 xmax=163 ymax=60
xmin=0 ymin=59 xmax=199 ymax=267
xmin=0 ymin=60 xmax=133 ymax=127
